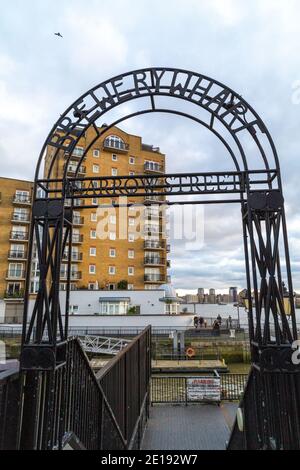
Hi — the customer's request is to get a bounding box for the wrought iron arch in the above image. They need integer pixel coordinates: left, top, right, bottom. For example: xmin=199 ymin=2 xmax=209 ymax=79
xmin=19 ymin=67 xmax=300 ymax=450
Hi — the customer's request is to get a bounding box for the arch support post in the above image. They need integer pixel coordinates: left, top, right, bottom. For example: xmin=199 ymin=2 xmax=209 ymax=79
xmin=18 ymin=198 xmax=72 ymax=450
xmin=235 ymin=190 xmax=300 ymax=450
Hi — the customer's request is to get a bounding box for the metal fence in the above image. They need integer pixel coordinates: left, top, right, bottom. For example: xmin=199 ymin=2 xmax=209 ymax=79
xmin=1 ymin=326 xmax=151 ymax=450
xmin=0 ymin=369 xmax=20 ymax=450
xmin=151 ymin=374 xmax=248 ymax=404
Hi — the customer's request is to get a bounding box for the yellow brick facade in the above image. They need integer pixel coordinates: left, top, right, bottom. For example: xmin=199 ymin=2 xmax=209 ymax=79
xmin=0 ymin=177 xmax=33 ymax=299
xmin=0 ymin=127 xmax=170 ymax=302
xmin=45 ymin=126 xmax=170 ymax=291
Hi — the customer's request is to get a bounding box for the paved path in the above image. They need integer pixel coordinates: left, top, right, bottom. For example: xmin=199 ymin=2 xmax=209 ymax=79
xmin=142 ymin=403 xmax=237 ymax=450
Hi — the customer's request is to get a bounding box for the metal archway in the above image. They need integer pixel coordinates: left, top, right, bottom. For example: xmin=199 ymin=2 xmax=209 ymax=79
xmin=19 ymin=67 xmax=300 ymax=450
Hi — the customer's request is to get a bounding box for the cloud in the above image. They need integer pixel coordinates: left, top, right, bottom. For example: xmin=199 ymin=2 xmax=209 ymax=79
xmin=1 ymin=0 xmax=300 ymax=292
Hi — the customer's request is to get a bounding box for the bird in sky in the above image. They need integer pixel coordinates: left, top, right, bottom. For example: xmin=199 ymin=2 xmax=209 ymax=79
xmin=54 ymin=32 xmax=63 ymax=38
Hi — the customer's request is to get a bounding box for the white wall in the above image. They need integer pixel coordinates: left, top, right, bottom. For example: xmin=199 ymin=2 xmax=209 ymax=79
xmin=27 ymin=289 xmax=168 ymax=318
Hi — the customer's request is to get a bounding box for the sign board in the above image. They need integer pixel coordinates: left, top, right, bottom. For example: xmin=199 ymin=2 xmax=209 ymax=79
xmin=187 ymin=377 xmax=221 ymax=402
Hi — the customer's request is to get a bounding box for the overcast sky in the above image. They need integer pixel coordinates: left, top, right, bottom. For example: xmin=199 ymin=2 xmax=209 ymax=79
xmin=1 ymin=0 xmax=300 ymax=294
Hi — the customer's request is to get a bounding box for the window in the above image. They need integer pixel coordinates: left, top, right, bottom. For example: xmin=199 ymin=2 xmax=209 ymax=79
xmin=128 ymin=249 xmax=135 ymax=259
xmin=112 ymin=154 xmax=118 ymax=161
xmin=91 ymin=213 xmax=97 ymax=222
xmin=69 ymin=305 xmax=79 ymax=315
xmin=104 ymin=135 xmax=126 ymax=150
xmin=128 ymin=266 xmax=134 ymax=276
xmin=6 ymin=282 xmax=21 ymax=296
xmin=111 ymin=168 xmax=118 ymax=176
xmin=109 ymin=215 xmax=117 ymax=224
xmin=109 ymin=266 xmax=116 ymax=275
xmin=92 ymin=198 xmax=98 ymax=206
xmin=89 ymin=265 xmax=96 ymax=274
xmin=129 ymin=171 xmax=135 ymax=176
xmin=109 ymin=248 xmax=116 ymax=258
xmin=128 ymin=233 xmax=135 ymax=243
xmin=8 ymin=263 xmax=23 ymax=277
xmin=90 ymin=230 xmax=97 ymax=239
xmin=99 ymin=300 xmax=129 ymax=315
xmin=128 ymin=217 xmax=135 ymax=226
xmin=72 ymin=146 xmax=84 ymax=157
xmin=128 ymin=284 xmax=134 ymax=290
xmin=109 ymin=232 xmax=116 ymax=240
xmin=93 ymin=149 xmax=100 ymax=158
xmin=129 ymin=156 xmax=135 ymax=165
xmin=12 ymin=208 xmax=29 ymax=222
xmin=90 ymin=247 xmax=96 ymax=257
xmin=30 ymin=281 xmax=40 ymax=294
xmin=88 ymin=283 xmax=97 ymax=290
xmin=93 ymin=164 xmax=99 ymax=173
xmin=15 ymin=190 xmax=30 ymax=203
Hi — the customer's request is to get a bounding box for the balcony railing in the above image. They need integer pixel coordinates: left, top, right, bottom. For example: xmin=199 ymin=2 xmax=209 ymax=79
xmin=10 ymin=231 xmax=28 ymax=241
xmin=103 ymin=138 xmax=129 ymax=152
xmin=72 ymin=234 xmax=84 ymax=244
xmin=8 ymin=251 xmax=27 ymax=259
xmin=62 ymin=252 xmax=83 ymax=262
xmin=144 ymin=257 xmax=165 ymax=266
xmin=144 ymin=195 xmax=166 ymax=203
xmin=65 ymin=199 xmax=85 ymax=208
xmin=144 ymin=162 xmax=164 ymax=173
xmin=144 ymin=240 xmax=165 ymax=250
xmin=4 ymin=291 xmax=24 ymax=300
xmin=6 ymin=270 xmax=26 ymax=279
xmin=11 ymin=214 xmax=30 ymax=223
xmin=144 ymin=274 xmax=166 ymax=283
xmin=13 ymin=195 xmax=31 ymax=205
xmin=60 ymin=272 xmax=82 ymax=280
xmin=67 ymin=166 xmax=86 ymax=175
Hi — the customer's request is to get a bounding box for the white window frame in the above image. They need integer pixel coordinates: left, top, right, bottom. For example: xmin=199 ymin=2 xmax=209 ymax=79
xmin=129 ymin=156 xmax=135 ymax=165
xmin=89 ymin=265 xmax=96 ymax=274
xmin=93 ymin=164 xmax=100 ymax=173
xmin=90 ymin=247 xmax=97 ymax=257
xmin=90 ymin=230 xmax=97 ymax=239
xmin=128 ymin=266 xmax=135 ymax=276
xmin=109 ymin=266 xmax=116 ymax=275
xmin=93 ymin=149 xmax=100 ymax=158
xmin=109 ymin=248 xmax=116 ymax=258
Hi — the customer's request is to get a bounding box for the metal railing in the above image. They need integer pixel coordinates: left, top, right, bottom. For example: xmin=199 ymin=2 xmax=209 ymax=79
xmin=0 ymin=369 xmax=20 ymax=450
xmin=10 ymin=231 xmax=28 ymax=241
xmin=11 ymin=214 xmax=30 ymax=222
xmin=103 ymin=138 xmax=129 ymax=151
xmin=144 ymin=162 xmax=164 ymax=173
xmin=227 ymin=367 xmax=300 ymax=450
xmin=13 ymin=195 xmax=31 ymax=204
xmin=1 ymin=327 xmax=151 ymax=450
xmin=151 ymin=374 xmax=248 ymax=404
xmin=8 ymin=250 xmax=27 ymax=259
xmin=144 ymin=274 xmax=166 ymax=282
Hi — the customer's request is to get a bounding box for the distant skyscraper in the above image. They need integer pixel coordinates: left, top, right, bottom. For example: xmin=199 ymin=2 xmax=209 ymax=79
xmin=229 ymin=287 xmax=238 ymax=303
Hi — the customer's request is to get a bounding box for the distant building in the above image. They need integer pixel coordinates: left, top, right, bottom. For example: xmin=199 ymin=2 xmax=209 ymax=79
xmin=229 ymin=287 xmax=238 ymax=303
xmin=185 ymin=294 xmax=199 ymax=304
xmin=208 ymin=288 xmax=216 ymax=304
xmin=197 ymin=287 xmax=205 ymax=303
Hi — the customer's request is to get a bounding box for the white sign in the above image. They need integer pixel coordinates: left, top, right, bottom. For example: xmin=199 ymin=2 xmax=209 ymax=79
xmin=187 ymin=377 xmax=221 ymax=402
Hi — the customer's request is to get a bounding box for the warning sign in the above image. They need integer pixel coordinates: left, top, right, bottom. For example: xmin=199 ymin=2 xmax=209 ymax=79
xmin=187 ymin=377 xmax=221 ymax=402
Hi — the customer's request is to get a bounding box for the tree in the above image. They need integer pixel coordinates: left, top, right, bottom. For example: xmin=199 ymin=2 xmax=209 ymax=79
xmin=117 ymin=280 xmax=128 ymax=290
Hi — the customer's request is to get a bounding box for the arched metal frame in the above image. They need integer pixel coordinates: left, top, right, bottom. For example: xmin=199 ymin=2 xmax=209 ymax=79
xmin=18 ymin=68 xmax=300 ymax=450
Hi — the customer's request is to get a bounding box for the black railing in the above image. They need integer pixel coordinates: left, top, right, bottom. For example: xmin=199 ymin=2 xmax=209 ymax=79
xmin=227 ymin=366 xmax=300 ymax=450
xmin=0 ymin=369 xmax=20 ymax=450
xmin=2 ymin=327 xmax=151 ymax=450
xmin=151 ymin=374 xmax=248 ymax=404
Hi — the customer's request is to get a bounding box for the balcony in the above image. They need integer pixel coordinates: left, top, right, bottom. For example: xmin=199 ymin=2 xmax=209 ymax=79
xmin=103 ymin=138 xmax=129 ymax=153
xmin=72 ymin=234 xmax=84 ymax=244
xmin=4 ymin=291 xmax=24 ymax=301
xmin=144 ymin=162 xmax=164 ymax=174
xmin=144 ymin=274 xmax=166 ymax=283
xmin=66 ymin=165 xmax=86 ymax=176
xmin=13 ymin=195 xmax=31 ymax=205
xmin=144 ymin=209 xmax=161 ymax=219
xmin=144 ymin=240 xmax=166 ymax=250
xmin=60 ymin=271 xmax=82 ymax=281
xmin=11 ymin=213 xmax=30 ymax=223
xmin=73 ymin=216 xmax=84 ymax=226
xmin=62 ymin=252 xmax=83 ymax=262
xmin=65 ymin=199 xmax=85 ymax=208
xmin=8 ymin=250 xmax=27 ymax=260
xmin=10 ymin=231 xmax=28 ymax=242
xmin=144 ymin=257 xmax=165 ymax=266
xmin=144 ymin=195 xmax=166 ymax=204
xmin=6 ymin=270 xmax=26 ymax=280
